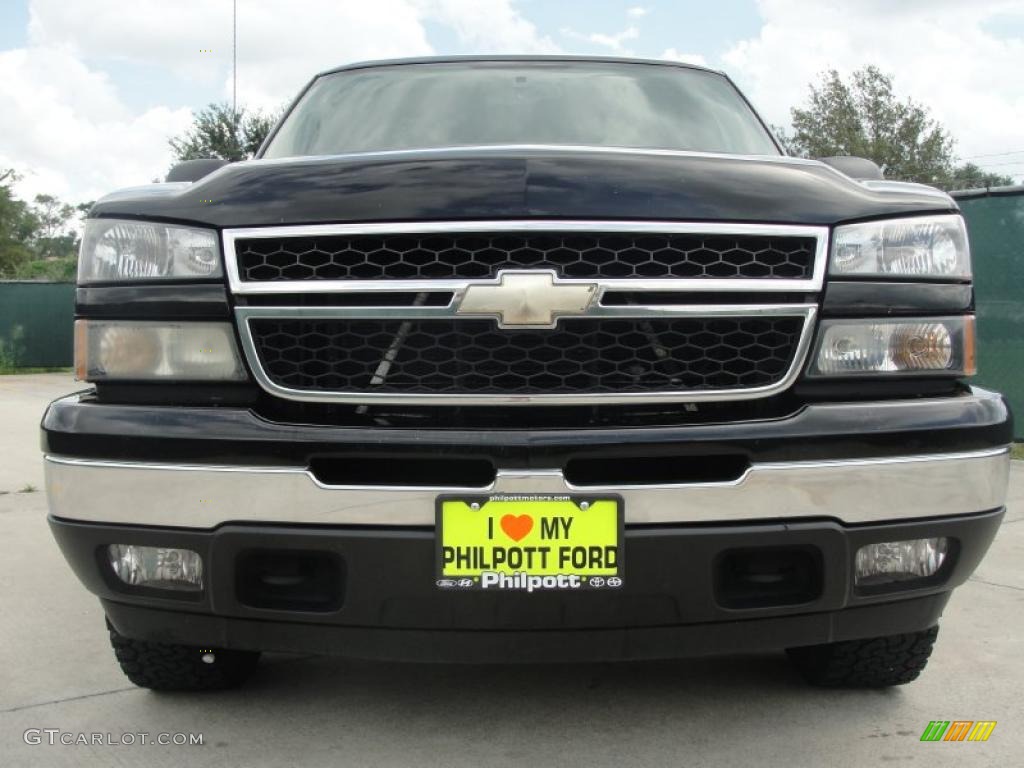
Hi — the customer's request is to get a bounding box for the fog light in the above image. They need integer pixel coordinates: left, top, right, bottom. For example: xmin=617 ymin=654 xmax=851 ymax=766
xmin=855 ymin=538 xmax=948 ymax=587
xmin=107 ymin=545 xmax=204 ymax=591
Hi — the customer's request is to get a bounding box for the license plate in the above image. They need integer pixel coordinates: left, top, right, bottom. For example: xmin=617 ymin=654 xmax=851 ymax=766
xmin=436 ymin=494 xmax=623 ymax=592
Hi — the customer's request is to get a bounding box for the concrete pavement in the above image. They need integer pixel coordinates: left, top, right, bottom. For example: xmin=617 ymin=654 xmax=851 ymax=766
xmin=2 ymin=373 xmax=1021 ymax=767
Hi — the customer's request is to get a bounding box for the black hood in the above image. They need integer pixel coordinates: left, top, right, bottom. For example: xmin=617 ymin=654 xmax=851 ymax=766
xmin=91 ymin=147 xmax=956 ymax=228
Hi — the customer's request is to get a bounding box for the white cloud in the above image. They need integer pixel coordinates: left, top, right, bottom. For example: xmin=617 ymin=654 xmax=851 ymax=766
xmin=28 ymin=0 xmax=233 ymax=86
xmin=627 ymin=6 xmax=649 ymax=18
xmin=421 ymin=0 xmax=560 ymax=54
xmin=27 ymin=0 xmax=559 ymax=110
xmin=231 ymin=1 xmax=436 ymax=110
xmin=562 ymin=25 xmax=640 ymax=54
xmin=4 ymin=0 xmax=560 ymax=203
xmin=661 ymin=48 xmax=709 ymax=68
xmin=722 ymin=0 xmax=1024 ymax=177
xmin=28 ymin=0 xmax=436 ymax=111
xmin=0 ymin=46 xmax=193 ymax=203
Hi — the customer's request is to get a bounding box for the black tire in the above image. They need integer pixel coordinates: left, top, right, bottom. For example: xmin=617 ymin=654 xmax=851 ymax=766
xmin=108 ymin=622 xmax=260 ymax=691
xmin=786 ymin=626 xmax=939 ymax=688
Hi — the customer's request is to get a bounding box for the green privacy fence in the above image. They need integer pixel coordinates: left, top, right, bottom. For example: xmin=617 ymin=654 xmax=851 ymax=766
xmin=954 ymin=186 xmax=1024 ymax=436
xmin=0 ymin=281 xmax=75 ymax=368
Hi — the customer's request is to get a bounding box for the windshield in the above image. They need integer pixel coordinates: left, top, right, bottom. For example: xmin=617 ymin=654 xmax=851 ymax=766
xmin=262 ymin=61 xmax=780 ymax=159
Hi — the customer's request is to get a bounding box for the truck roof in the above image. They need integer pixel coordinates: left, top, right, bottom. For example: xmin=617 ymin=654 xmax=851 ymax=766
xmin=316 ymin=54 xmax=724 ymax=79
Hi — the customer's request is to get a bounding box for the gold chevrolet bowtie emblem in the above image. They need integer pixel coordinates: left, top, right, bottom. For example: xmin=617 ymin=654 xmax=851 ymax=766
xmin=456 ymin=271 xmax=597 ymax=328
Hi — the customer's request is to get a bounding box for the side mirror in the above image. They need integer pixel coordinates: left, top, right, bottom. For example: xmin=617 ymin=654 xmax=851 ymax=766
xmin=166 ymin=158 xmax=230 ymax=183
xmin=817 ymin=156 xmax=884 ymax=181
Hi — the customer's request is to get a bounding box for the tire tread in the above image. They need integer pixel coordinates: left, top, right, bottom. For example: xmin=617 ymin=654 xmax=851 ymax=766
xmin=107 ymin=622 xmax=259 ymax=691
xmin=787 ymin=626 xmax=939 ymax=687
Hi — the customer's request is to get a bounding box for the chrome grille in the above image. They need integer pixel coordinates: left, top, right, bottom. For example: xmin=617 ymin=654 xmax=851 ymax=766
xmin=226 ymin=221 xmax=825 ymax=405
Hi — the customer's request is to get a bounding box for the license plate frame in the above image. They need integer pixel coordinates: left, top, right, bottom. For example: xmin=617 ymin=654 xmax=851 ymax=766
xmin=435 ymin=493 xmax=624 ymax=592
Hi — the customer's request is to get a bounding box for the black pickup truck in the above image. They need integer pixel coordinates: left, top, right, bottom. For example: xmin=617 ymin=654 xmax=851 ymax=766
xmin=44 ymin=56 xmax=1012 ymax=690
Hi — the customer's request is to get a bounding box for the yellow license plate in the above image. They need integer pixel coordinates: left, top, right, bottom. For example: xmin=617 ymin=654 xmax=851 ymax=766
xmin=436 ymin=494 xmax=623 ymax=592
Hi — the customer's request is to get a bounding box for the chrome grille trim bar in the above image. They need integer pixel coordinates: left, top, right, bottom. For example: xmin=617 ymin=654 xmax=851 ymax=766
xmin=223 ymin=220 xmax=830 ymax=295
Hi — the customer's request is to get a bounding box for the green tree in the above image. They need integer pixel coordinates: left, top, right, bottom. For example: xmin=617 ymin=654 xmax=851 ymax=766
xmin=782 ymin=67 xmax=1011 ymax=191
xmin=943 ymin=162 xmax=1014 ymax=191
xmin=0 ymin=173 xmax=88 ymax=279
xmin=168 ymin=103 xmax=281 ymax=163
xmin=31 ymin=194 xmax=78 ymax=259
xmin=0 ymin=169 xmax=39 ymax=277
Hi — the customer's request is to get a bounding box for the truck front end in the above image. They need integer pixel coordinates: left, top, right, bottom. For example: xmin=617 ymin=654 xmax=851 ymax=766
xmin=43 ymin=57 xmax=1012 ymax=690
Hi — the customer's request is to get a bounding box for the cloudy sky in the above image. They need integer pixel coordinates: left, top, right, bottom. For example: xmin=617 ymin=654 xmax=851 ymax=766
xmin=1 ymin=0 xmax=1022 ymax=204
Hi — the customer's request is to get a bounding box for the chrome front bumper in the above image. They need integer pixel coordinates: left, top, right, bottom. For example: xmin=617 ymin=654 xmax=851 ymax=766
xmin=44 ymin=447 xmax=1010 ymax=529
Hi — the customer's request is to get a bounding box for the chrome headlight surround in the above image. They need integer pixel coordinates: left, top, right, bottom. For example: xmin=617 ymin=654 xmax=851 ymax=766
xmin=830 ymin=214 xmax=971 ymax=280
xmin=78 ymin=218 xmax=222 ymax=283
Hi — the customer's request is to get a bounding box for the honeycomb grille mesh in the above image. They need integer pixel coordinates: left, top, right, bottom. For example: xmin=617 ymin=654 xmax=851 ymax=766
xmin=248 ymin=317 xmax=805 ymax=395
xmin=236 ymin=232 xmax=816 ymax=282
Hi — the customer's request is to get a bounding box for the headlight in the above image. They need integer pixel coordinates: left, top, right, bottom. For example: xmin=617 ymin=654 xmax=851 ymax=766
xmin=831 ymin=214 xmax=970 ymax=279
xmin=808 ymin=316 xmax=975 ymax=376
xmin=78 ymin=219 xmax=221 ymax=283
xmin=75 ymin=320 xmax=246 ymax=381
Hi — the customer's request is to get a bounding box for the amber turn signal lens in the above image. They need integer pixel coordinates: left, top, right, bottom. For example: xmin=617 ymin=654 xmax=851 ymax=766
xmin=962 ymin=315 xmax=977 ymax=376
xmin=73 ymin=320 xmax=88 ymax=381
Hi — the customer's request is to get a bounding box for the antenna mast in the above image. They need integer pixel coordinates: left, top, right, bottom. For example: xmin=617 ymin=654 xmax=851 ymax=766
xmin=232 ymin=0 xmax=237 ymax=116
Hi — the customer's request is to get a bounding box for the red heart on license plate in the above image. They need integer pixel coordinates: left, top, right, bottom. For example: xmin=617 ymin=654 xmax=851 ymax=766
xmin=500 ymin=514 xmax=533 ymax=542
